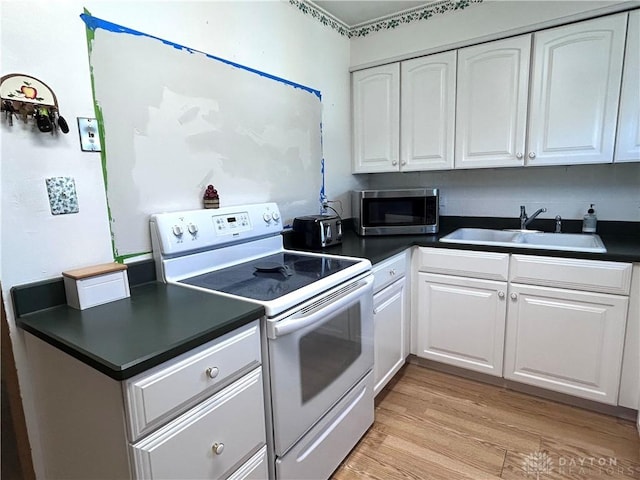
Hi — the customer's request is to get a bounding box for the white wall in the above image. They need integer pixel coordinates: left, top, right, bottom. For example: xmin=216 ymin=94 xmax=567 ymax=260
xmin=1 ymin=1 xmax=355 ymax=476
xmin=365 ymin=163 xmax=640 ymax=221
xmin=350 ymin=0 xmax=635 ymax=68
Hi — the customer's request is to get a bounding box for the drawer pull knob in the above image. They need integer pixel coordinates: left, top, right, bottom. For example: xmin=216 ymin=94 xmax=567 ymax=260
xmin=498 ymin=291 xmax=505 ymax=299
xmin=510 ymin=293 xmax=518 ymax=300
xmin=206 ymin=367 xmax=219 ymax=379
xmin=212 ymin=442 xmax=224 ymax=455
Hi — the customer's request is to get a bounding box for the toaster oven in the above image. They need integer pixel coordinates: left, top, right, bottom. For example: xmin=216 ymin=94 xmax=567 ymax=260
xmin=292 ymin=215 xmax=343 ymax=248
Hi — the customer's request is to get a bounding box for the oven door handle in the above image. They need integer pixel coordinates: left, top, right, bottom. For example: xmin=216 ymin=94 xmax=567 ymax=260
xmin=269 ymin=275 xmax=373 ymax=339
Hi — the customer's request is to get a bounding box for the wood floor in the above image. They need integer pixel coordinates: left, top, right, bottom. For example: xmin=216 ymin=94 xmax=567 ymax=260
xmin=333 ymin=364 xmax=640 ymax=480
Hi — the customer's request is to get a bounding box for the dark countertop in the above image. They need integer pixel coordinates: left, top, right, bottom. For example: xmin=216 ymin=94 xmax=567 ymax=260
xmin=286 ymin=217 xmax=640 ymax=264
xmin=13 ymin=216 xmax=639 ymax=382
xmin=16 ymin=282 xmax=264 ymax=381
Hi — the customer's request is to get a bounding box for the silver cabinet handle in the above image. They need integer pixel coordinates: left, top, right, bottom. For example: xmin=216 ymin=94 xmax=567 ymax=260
xmin=510 ymin=293 xmax=518 ymax=300
xmin=498 ymin=291 xmax=505 ymax=299
xmin=391 ymin=160 xmax=398 ymax=166
xmin=212 ymin=443 xmax=224 ymax=455
xmin=528 ymin=152 xmax=536 ymax=159
xmin=400 ymin=160 xmax=407 ymax=166
xmin=389 ymin=269 xmax=396 ymax=276
xmin=206 ymin=367 xmax=219 ymax=379
xmin=516 ymin=153 xmax=523 ymax=159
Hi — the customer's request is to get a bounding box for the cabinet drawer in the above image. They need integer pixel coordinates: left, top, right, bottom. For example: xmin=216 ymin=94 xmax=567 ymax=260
xmin=510 ymin=255 xmax=632 ymax=294
xmin=228 ymin=445 xmax=268 ymax=480
xmin=373 ymin=251 xmax=407 ymax=292
xmin=131 ymin=367 xmax=266 ymax=480
xmin=417 ymin=247 xmax=509 ymax=281
xmin=125 ymin=320 xmax=261 ymax=441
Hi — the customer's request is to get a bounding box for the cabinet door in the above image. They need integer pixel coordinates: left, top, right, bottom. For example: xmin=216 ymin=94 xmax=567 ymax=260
xmin=618 ymin=264 xmax=639 ymax=409
xmin=373 ymin=278 xmax=407 ymax=395
xmin=131 ymin=368 xmax=266 ymax=480
xmin=352 ymin=64 xmax=400 ymax=173
xmin=504 ymin=284 xmax=628 ymax=405
xmin=527 ymin=14 xmax=627 ymax=166
xmin=401 ymin=51 xmax=456 ymax=171
xmin=615 ymin=10 xmax=640 ymax=163
xmin=455 ymin=35 xmax=531 ymax=169
xmin=416 ymin=273 xmax=507 ymax=376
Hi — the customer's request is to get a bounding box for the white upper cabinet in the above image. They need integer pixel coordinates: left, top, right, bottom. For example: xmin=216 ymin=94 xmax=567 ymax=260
xmin=455 ymin=35 xmax=531 ymax=169
xmin=352 ymin=11 xmax=632 ymax=172
xmin=527 ymin=14 xmax=627 ymax=166
xmin=401 ymin=51 xmax=457 ymax=171
xmin=615 ymin=10 xmax=640 ymax=163
xmin=352 ymin=64 xmax=400 ymax=173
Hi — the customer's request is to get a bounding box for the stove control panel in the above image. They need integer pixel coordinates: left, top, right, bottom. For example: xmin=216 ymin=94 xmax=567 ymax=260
xmin=212 ymin=211 xmax=251 ymax=235
xmin=150 ymin=202 xmax=282 ymax=256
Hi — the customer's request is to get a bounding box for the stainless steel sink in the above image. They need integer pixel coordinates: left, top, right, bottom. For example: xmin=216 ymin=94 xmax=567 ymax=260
xmin=439 ymin=228 xmax=607 ymax=253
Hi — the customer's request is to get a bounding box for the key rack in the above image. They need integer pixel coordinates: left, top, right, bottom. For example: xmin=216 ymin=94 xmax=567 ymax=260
xmin=1 ymin=73 xmax=69 ymax=134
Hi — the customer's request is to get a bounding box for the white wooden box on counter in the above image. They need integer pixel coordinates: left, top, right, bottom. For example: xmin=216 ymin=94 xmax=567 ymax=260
xmin=63 ymin=262 xmax=130 ymax=310
xmin=124 ymin=321 xmax=261 ymax=441
xmin=417 ymin=247 xmax=510 ymax=281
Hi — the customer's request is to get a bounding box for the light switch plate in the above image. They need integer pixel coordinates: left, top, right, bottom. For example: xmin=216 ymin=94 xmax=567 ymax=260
xmin=46 ymin=177 xmax=79 ymax=215
xmin=77 ymin=117 xmax=101 ymax=152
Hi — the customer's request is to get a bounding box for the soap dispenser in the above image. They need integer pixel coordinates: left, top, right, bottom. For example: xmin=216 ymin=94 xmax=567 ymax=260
xmin=582 ymin=204 xmax=597 ymax=233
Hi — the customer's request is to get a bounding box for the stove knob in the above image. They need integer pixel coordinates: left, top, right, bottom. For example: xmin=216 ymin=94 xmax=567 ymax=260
xmin=172 ymin=225 xmax=184 ymax=237
xmin=187 ymin=223 xmax=198 ymax=235
xmin=263 ymin=212 xmax=272 ymax=223
xmin=272 ymin=211 xmax=280 ymax=222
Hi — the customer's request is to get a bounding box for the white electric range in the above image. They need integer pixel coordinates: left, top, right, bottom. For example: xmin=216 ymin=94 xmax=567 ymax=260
xmin=150 ymin=202 xmax=375 ymax=480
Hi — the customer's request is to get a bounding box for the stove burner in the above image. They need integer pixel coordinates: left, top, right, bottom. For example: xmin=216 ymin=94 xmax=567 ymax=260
xmin=180 ymin=252 xmax=359 ymax=302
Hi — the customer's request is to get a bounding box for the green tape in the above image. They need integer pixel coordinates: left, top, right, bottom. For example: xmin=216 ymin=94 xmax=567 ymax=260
xmin=82 ymin=8 xmax=121 ymax=264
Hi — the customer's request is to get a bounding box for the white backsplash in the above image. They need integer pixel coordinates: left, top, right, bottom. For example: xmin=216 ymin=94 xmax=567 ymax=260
xmin=364 ymin=163 xmax=640 ymax=222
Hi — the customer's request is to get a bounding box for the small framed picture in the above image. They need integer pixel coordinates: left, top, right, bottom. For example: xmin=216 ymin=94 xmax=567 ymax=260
xmin=77 ymin=117 xmax=101 ymax=152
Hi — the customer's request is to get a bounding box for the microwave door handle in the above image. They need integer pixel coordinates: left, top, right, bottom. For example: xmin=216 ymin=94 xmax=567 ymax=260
xmin=268 ymin=276 xmax=373 ymax=339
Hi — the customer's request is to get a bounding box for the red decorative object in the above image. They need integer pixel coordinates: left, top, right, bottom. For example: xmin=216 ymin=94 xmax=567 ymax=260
xmin=203 ymin=185 xmax=219 ymax=209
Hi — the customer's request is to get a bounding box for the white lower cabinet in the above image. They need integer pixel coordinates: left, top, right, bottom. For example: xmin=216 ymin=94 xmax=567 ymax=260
xmin=416 ymin=273 xmax=507 ymax=376
xmin=228 ymin=446 xmax=269 ymax=480
xmin=374 ymin=278 xmax=406 ymax=394
xmin=415 ymin=247 xmax=634 ymax=406
xmin=373 ymin=251 xmax=409 ymax=395
xmin=22 ymin=319 xmax=266 ymax=480
xmin=504 ymin=284 xmax=628 ymax=405
xmin=127 ymin=320 xmax=266 ymax=479
xmin=131 ymin=368 xmax=266 ymax=479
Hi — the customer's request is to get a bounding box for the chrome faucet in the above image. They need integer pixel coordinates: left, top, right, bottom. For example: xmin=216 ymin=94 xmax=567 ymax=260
xmin=520 ymin=205 xmax=547 ymax=230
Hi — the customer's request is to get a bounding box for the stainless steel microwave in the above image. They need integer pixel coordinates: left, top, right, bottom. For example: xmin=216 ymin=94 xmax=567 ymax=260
xmin=352 ymin=188 xmax=439 ymax=236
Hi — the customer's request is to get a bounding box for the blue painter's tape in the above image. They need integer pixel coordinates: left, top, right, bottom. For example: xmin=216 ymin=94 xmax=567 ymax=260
xmin=79 ymin=13 xmax=322 ymax=99
xmin=318 ymin=122 xmax=327 ymax=214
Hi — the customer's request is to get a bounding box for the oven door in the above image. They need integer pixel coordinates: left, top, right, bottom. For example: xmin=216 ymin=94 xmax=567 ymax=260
xmin=265 ymin=273 xmax=374 ymax=456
